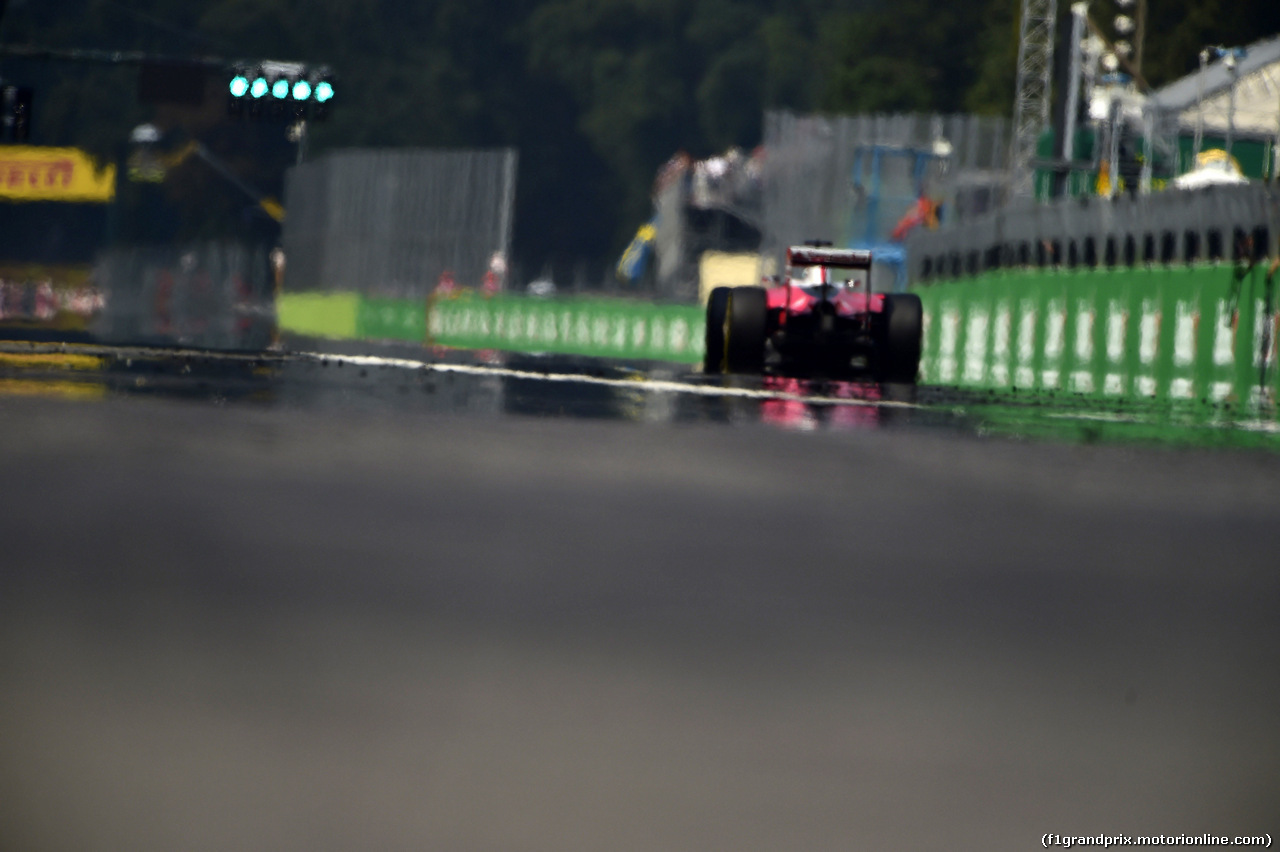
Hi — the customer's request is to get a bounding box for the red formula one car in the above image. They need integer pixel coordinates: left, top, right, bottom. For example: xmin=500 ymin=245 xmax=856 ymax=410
xmin=703 ymin=244 xmax=922 ymax=381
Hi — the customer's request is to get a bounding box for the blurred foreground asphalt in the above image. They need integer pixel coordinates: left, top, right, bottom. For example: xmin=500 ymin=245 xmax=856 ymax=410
xmin=1 ymin=392 xmax=1278 ymax=851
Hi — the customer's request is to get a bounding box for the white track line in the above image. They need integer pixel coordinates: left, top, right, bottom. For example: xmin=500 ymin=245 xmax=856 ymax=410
xmin=0 ymin=341 xmax=918 ymax=409
xmin=9 ymin=342 xmax=1279 ymax=427
xmin=297 ymin=351 xmax=924 ymax=410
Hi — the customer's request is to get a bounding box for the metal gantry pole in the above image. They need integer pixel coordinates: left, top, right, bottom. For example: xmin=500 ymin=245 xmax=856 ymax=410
xmin=1010 ymin=0 xmax=1058 ymax=199
xmin=1225 ymin=54 xmax=1239 ymax=158
xmin=1062 ymin=4 xmax=1088 ymax=179
xmin=1134 ymin=0 xmax=1147 ymax=77
xmin=1140 ymin=105 xmax=1154 ymax=194
xmin=1194 ymin=49 xmax=1208 ymax=161
xmin=295 ymin=120 xmax=308 ymax=166
xmin=1275 ymin=81 xmax=1280 ymax=182
xmin=1107 ymin=98 xmax=1121 ymax=198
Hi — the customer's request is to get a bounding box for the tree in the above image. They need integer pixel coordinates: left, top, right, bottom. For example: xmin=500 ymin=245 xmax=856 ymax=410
xmin=5 ymin=0 xmax=1279 ymax=272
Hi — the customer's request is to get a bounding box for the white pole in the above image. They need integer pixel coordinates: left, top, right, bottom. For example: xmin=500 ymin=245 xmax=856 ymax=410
xmin=1225 ymin=53 xmax=1238 ymax=158
xmin=1274 ymin=64 xmax=1280 ymax=182
xmin=1063 ymin=3 xmax=1088 ymax=166
xmin=296 ymin=120 xmax=308 ymax=167
xmin=1141 ymin=105 xmax=1153 ymax=194
xmin=1108 ymin=97 xmax=1121 ymax=198
xmin=1194 ymin=49 xmax=1208 ymax=161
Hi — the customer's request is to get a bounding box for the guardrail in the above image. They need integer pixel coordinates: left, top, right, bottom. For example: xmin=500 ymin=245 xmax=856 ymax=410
xmin=914 ymin=263 xmax=1279 ymax=405
xmin=278 ymin=291 xmax=706 ymax=364
xmin=282 ymin=268 xmax=1279 ymax=410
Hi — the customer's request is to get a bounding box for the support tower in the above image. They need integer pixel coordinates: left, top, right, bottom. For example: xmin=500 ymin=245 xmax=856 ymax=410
xmin=1010 ymin=0 xmax=1057 ymax=198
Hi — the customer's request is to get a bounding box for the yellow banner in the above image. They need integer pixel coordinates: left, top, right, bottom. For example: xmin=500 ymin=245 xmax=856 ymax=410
xmin=0 ymin=146 xmax=116 ymax=203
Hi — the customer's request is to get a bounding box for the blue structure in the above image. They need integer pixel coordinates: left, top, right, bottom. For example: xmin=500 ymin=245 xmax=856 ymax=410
xmin=844 ymin=144 xmax=947 ymax=292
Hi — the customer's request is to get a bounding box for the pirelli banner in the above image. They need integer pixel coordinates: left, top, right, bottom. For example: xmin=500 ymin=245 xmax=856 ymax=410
xmin=0 ymin=146 xmax=117 ymax=203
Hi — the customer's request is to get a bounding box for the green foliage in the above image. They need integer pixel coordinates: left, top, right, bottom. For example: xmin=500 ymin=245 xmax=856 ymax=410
xmin=963 ymin=0 xmax=1017 ymax=116
xmin=1141 ymin=0 xmax=1280 ymax=86
xmin=2 ymin=0 xmax=1278 ymax=267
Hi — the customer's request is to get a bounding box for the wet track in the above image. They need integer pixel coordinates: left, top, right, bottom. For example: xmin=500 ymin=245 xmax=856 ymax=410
xmin=1 ymin=339 xmax=1279 ymax=851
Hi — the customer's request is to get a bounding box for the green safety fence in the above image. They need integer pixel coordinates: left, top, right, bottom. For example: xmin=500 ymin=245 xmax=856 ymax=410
xmin=913 ymin=263 xmax=1280 ymax=406
xmin=279 ymin=291 xmax=706 ymax=364
xmin=359 ymin=296 xmax=426 ymax=343
xmin=277 ymin=292 xmax=360 ymax=340
xmin=428 ymin=294 xmax=704 ymax=363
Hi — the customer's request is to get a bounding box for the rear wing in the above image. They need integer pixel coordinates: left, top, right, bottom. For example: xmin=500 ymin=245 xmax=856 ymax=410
xmin=787 ymin=246 xmax=873 ymax=269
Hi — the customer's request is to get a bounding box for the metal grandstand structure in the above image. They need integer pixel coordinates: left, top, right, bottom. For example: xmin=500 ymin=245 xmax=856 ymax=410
xmin=1010 ymin=0 xmax=1058 ymax=198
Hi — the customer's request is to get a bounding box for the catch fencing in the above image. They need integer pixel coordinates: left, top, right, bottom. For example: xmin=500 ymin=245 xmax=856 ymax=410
xmin=282 ymin=148 xmax=517 ymax=298
xmin=93 ymin=241 xmax=277 ymax=350
xmin=907 ymin=183 xmax=1280 ymax=283
xmin=760 ymin=111 xmax=1010 ymax=265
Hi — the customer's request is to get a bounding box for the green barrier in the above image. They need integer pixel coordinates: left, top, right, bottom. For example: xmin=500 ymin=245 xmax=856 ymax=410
xmin=277 ymin=292 xmax=360 ymax=340
xmin=914 ymin=263 xmax=1279 ymax=406
xmin=277 ymin=291 xmax=706 ymax=364
xmin=358 ymin=296 xmax=426 ymax=343
xmin=428 ymin=293 xmax=705 ymax=363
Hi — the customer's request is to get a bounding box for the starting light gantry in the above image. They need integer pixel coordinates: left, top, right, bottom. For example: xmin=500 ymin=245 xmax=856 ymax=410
xmin=227 ymin=60 xmax=334 ymax=121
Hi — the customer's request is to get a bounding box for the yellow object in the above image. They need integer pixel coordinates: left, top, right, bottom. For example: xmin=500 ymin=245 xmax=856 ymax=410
xmin=1095 ymin=160 xmax=1111 ymax=197
xmin=0 ymin=146 xmax=116 ymax=203
xmin=616 ymin=220 xmax=657 ymax=281
xmin=1195 ymin=148 xmax=1242 ymax=173
xmin=0 ymin=353 xmax=104 ymax=371
xmin=127 ymin=141 xmax=198 ymax=183
xmin=698 ymin=252 xmax=774 ymax=305
xmin=0 ymin=378 xmax=105 ymax=399
xmin=259 ymin=197 xmax=286 ymax=222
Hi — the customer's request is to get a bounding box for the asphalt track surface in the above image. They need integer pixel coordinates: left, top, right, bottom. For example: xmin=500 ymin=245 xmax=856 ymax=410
xmin=1 ymin=341 xmax=1278 ymax=851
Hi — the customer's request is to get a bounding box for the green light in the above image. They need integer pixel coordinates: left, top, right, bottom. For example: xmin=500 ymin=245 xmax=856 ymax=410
xmin=292 ymin=80 xmax=312 ymax=100
xmin=250 ymin=77 xmax=268 ymax=98
xmin=271 ymin=79 xmax=289 ymax=99
xmin=229 ymin=75 xmax=249 ymax=98
xmin=314 ymin=81 xmax=334 ymax=102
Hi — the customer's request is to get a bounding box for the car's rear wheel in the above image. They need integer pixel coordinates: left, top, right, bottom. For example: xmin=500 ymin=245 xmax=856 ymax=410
xmin=726 ymin=287 xmax=767 ymax=374
xmin=703 ymin=287 xmax=731 ymax=373
xmin=881 ymin=293 xmax=922 ymax=382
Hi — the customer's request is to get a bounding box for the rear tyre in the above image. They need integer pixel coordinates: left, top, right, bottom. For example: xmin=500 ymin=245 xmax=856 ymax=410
xmin=703 ymin=287 xmax=731 ymax=373
xmin=726 ymin=287 xmax=767 ymax=374
xmin=881 ymin=293 xmax=922 ymax=383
